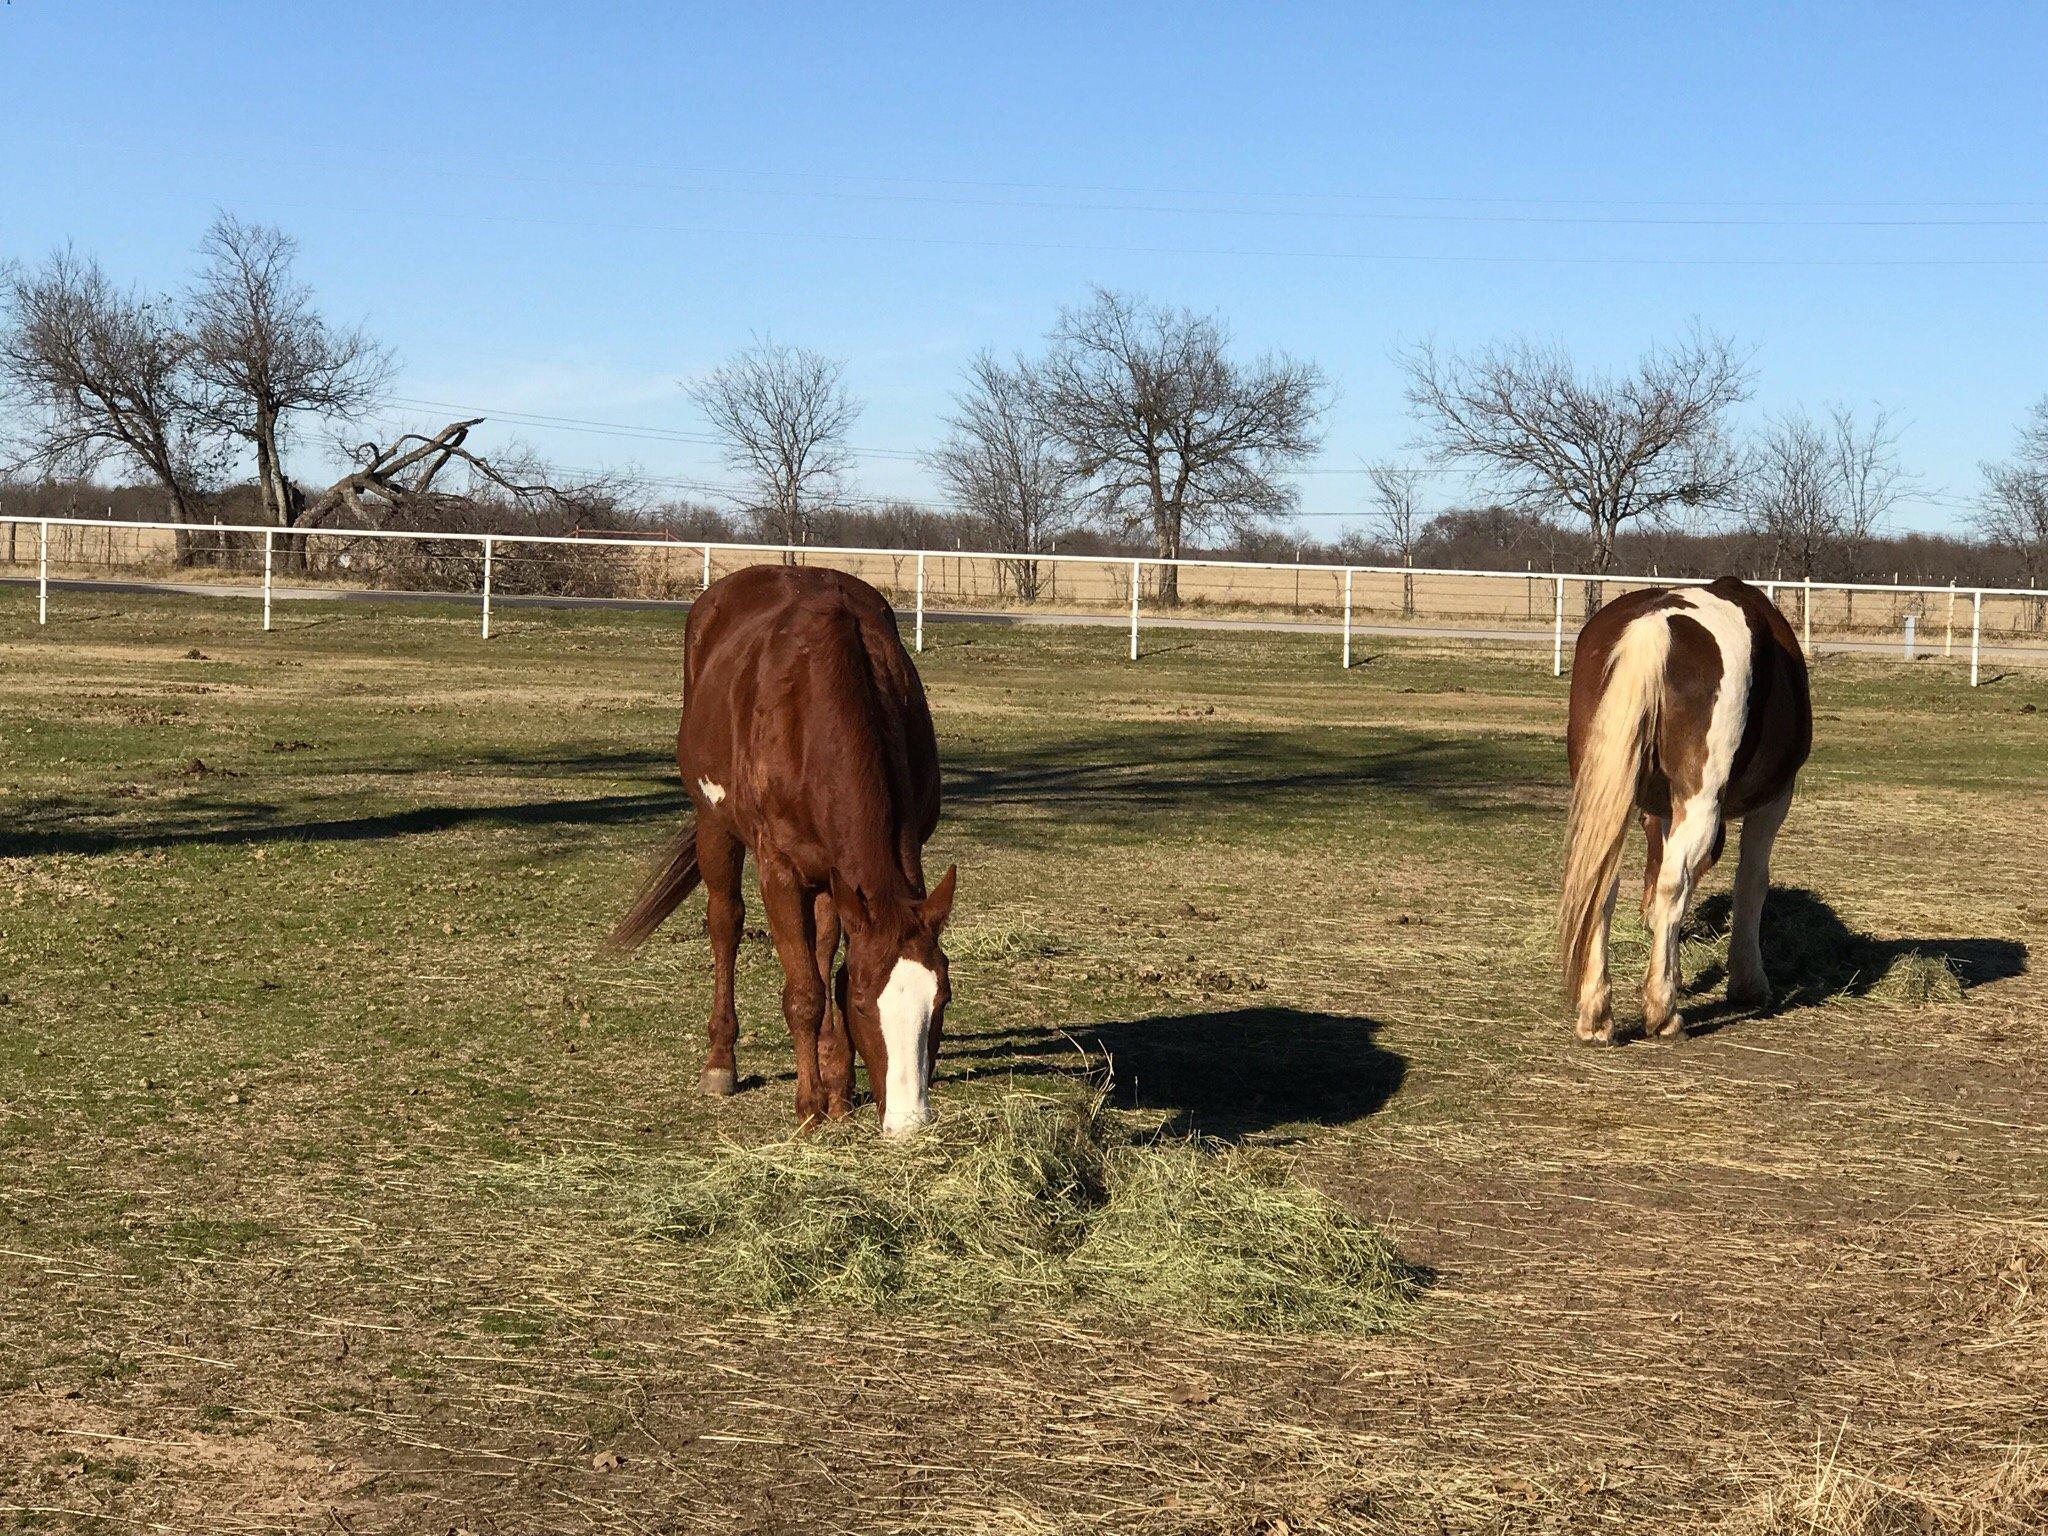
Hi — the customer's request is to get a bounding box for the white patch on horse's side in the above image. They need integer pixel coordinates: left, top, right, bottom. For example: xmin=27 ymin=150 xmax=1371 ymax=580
xmin=696 ymin=778 xmax=726 ymax=807
xmin=1669 ymin=589 xmax=1754 ymax=792
xmin=876 ymin=957 xmax=939 ymax=1137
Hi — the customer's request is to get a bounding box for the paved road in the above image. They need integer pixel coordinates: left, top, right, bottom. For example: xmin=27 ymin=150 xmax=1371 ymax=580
xmin=8 ymin=574 xmax=2044 ymax=665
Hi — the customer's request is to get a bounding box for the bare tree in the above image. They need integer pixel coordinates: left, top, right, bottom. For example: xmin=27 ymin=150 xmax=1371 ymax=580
xmin=0 ymin=250 xmax=227 ymax=560
xmin=1364 ymin=459 xmax=1429 ymax=616
xmin=1740 ymin=405 xmax=1912 ymax=581
xmin=1029 ymin=288 xmax=1329 ymax=604
xmin=928 ymin=351 xmax=1082 ymax=600
xmin=1829 ymin=406 xmax=1912 ymax=551
xmin=1401 ymin=326 xmax=1752 ymax=579
xmin=1739 ymin=412 xmax=1839 ymax=581
xmin=187 ymin=213 xmax=391 ymax=534
xmin=296 ymin=417 xmax=612 ymax=529
xmin=1976 ymin=398 xmax=2048 ymax=595
xmin=687 ymin=338 xmax=859 ymax=547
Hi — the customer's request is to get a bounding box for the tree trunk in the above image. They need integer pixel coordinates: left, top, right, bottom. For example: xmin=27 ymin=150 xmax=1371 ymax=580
xmin=162 ymin=474 xmax=220 ymax=568
xmin=1583 ymin=514 xmax=1619 ymax=617
xmin=166 ymin=485 xmax=196 ymax=566
xmin=1153 ymin=503 xmax=1181 ymax=606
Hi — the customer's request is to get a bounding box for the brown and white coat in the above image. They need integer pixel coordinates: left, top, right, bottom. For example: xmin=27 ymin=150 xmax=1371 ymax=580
xmin=1561 ymin=577 xmax=1812 ymax=1043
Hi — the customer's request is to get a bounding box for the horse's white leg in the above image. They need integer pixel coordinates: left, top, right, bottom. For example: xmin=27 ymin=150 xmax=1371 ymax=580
xmin=1727 ymin=789 xmax=1792 ymax=1008
xmin=1573 ymin=871 xmax=1622 ymax=1044
xmin=1641 ymin=794 xmax=1720 ymax=1038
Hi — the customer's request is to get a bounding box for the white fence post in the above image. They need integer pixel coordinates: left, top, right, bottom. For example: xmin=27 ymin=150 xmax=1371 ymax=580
xmin=1551 ymin=576 xmax=1565 ymax=677
xmin=1903 ymin=614 xmax=1916 ymax=660
xmin=914 ymin=551 xmax=926 ymax=653
xmin=1129 ymin=560 xmax=1141 ymax=662
xmin=12 ymin=511 xmax=2048 ymax=686
xmin=1342 ymin=567 xmax=1354 ymax=669
xmin=701 ymin=544 xmax=711 ymax=591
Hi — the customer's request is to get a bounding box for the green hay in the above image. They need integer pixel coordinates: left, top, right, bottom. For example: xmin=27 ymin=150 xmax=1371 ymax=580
xmin=639 ymin=1093 xmax=1418 ymax=1334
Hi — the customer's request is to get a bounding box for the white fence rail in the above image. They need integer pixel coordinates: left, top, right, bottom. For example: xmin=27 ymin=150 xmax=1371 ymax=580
xmin=4 ymin=513 xmax=2046 ymax=686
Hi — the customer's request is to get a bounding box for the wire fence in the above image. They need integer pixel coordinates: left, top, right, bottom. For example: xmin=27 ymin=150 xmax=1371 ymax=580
xmin=4 ymin=513 xmax=2046 ymax=685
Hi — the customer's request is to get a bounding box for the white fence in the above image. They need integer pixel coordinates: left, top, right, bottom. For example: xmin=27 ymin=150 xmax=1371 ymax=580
xmin=3 ymin=513 xmax=2044 ymax=686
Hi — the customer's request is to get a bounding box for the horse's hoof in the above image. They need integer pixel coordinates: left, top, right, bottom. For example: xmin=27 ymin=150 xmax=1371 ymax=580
xmin=1726 ymin=980 xmax=1772 ymax=1010
xmin=699 ymin=1067 xmax=740 ymax=1097
xmin=1649 ymin=1013 xmax=1688 ymax=1040
xmin=1574 ymin=1020 xmax=1617 ymax=1047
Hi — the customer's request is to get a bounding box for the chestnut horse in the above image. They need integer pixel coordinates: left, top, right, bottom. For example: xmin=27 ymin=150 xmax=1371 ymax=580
xmin=605 ymin=565 xmax=956 ymax=1134
xmin=1561 ymin=577 xmax=1811 ymax=1044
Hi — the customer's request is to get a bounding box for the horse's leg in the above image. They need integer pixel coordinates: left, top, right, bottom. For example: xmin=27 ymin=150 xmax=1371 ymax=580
xmin=1641 ymin=792 xmax=1722 ymax=1038
xmin=697 ymin=817 xmax=746 ymax=1097
xmin=1726 ymin=789 xmax=1792 ymax=1009
xmin=811 ymin=890 xmax=854 ymax=1119
xmin=758 ymin=860 xmax=828 ymax=1128
xmin=1573 ymin=871 xmax=1622 ymax=1044
xmin=1639 ymin=813 xmax=1666 ymax=925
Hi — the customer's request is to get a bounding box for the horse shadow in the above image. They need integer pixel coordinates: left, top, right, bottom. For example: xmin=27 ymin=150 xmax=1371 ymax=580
xmin=942 ymin=1006 xmax=1405 ymax=1142
xmin=1679 ymin=885 xmax=2027 ymax=1035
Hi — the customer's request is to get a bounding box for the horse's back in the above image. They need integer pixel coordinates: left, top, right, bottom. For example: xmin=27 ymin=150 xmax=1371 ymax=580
xmin=1569 ymin=577 xmax=1810 ymax=811
xmin=1703 ymin=578 xmax=1811 ymax=812
xmin=681 ymin=565 xmax=939 ymax=835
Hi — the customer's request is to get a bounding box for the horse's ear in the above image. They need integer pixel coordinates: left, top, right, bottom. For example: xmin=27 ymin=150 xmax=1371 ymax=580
xmin=921 ymin=865 xmax=958 ymax=933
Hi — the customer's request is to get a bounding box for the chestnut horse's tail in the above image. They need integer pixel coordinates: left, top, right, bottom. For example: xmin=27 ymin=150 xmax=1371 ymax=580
xmin=1560 ymin=614 xmax=1673 ymax=1003
xmin=603 ymin=820 xmax=702 ymax=954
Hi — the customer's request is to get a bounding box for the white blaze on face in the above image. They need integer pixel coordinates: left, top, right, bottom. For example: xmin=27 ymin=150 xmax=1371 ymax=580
xmin=875 ymin=957 xmax=939 ymax=1137
xmin=696 ymin=778 xmax=727 ymax=807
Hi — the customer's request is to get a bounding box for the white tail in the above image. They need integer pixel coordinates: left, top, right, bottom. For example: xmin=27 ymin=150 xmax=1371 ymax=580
xmin=1560 ymin=615 xmax=1672 ymax=1003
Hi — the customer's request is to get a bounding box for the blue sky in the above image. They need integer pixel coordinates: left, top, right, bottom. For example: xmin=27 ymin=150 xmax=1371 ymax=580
xmin=3 ymin=2 xmax=2045 ymax=535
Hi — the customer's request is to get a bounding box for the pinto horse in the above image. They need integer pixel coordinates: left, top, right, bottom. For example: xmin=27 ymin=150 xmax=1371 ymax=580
xmin=1561 ymin=577 xmax=1811 ymax=1044
xmin=605 ymin=565 xmax=956 ymax=1134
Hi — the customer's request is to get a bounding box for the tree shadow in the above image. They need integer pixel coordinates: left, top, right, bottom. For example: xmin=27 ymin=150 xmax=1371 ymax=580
xmin=0 ymin=787 xmax=684 ymax=859
xmin=945 ymin=727 xmax=1536 ymax=829
xmin=1680 ymin=885 xmax=2027 ymax=1035
xmin=942 ymin=1007 xmax=1405 ymax=1142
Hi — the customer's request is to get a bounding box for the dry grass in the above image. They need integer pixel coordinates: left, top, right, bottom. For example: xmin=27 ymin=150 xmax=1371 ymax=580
xmin=1 ymin=593 xmax=2043 ymax=1533
xmin=635 ymin=1092 xmax=1419 ymax=1332
xmin=1725 ymin=1442 xmax=2048 ymax=1536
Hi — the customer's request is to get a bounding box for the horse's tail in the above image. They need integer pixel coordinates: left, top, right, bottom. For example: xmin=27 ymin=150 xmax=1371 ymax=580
xmin=603 ymin=819 xmax=702 ymax=955
xmin=1560 ymin=614 xmax=1673 ymax=1003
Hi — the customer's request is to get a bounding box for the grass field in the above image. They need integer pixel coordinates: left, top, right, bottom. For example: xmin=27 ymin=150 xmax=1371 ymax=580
xmin=1 ymin=587 xmax=2044 ymax=1534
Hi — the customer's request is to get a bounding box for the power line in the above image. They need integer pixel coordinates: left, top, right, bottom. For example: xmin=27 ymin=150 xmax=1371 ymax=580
xmin=33 ymin=136 xmax=2048 ymax=270
xmin=41 ymin=132 xmax=2048 ymax=217
xmin=357 ymin=409 xmax=1981 ymax=526
xmin=380 ymin=395 xmax=925 ymax=462
xmin=370 ymin=396 xmax=1993 ymax=505
xmin=377 ymin=393 xmax=1408 ymax=476
xmin=202 ymin=148 xmax=2048 ymax=230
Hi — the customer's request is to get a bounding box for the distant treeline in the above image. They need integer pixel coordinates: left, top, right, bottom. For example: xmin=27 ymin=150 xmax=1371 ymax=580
xmin=3 ymin=477 xmax=2028 ymax=589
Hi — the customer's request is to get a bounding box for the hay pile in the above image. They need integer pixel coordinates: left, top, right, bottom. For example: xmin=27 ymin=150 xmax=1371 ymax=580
xmin=640 ymin=1093 xmax=1418 ymax=1333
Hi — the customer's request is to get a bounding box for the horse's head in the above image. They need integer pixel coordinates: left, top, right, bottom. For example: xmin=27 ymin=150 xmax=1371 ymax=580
xmin=835 ymin=865 xmax=957 ymax=1137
